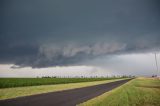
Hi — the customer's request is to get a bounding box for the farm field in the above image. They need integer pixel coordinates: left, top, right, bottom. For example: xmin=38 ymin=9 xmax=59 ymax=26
xmin=79 ymin=77 xmax=160 ymax=106
xmin=0 ymin=78 xmax=128 ymax=100
xmin=0 ymin=77 xmax=123 ymax=88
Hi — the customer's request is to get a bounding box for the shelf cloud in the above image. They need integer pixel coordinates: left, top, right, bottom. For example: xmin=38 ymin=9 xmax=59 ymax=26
xmin=0 ymin=0 xmax=160 ymax=68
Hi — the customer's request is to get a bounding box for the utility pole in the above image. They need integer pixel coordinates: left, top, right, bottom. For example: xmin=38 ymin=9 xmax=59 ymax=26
xmin=155 ymin=53 xmax=158 ymax=76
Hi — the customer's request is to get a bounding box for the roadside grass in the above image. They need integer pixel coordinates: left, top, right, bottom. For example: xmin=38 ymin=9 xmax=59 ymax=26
xmin=0 ymin=77 xmax=122 ymax=88
xmin=79 ymin=77 xmax=160 ymax=106
xmin=0 ymin=78 xmax=128 ymax=100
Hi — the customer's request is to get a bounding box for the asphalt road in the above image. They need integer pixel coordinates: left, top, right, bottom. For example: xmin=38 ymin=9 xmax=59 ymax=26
xmin=0 ymin=79 xmax=132 ymax=106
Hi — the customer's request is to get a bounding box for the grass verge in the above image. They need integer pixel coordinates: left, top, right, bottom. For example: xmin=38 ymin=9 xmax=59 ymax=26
xmin=0 ymin=78 xmax=128 ymax=100
xmin=79 ymin=77 xmax=160 ymax=106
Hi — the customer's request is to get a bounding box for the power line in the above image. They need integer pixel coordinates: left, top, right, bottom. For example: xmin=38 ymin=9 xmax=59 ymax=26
xmin=155 ymin=53 xmax=158 ymax=76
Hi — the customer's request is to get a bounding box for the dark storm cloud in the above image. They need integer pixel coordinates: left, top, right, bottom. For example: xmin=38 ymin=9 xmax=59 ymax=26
xmin=0 ymin=0 xmax=160 ymax=68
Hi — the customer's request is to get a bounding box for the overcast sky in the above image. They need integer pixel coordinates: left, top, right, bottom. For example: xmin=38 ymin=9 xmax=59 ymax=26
xmin=0 ymin=0 xmax=160 ymax=77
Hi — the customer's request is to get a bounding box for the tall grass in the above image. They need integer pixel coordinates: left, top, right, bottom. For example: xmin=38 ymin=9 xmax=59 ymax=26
xmin=79 ymin=78 xmax=160 ymax=106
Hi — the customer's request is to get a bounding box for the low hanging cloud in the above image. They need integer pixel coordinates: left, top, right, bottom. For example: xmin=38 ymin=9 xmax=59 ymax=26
xmin=35 ymin=42 xmax=126 ymax=67
xmin=9 ymin=42 xmax=126 ymax=68
xmin=9 ymin=40 xmax=160 ymax=68
xmin=39 ymin=42 xmax=126 ymax=59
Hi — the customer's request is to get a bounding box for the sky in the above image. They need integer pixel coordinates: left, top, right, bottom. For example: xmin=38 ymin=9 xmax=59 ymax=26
xmin=0 ymin=0 xmax=160 ymax=77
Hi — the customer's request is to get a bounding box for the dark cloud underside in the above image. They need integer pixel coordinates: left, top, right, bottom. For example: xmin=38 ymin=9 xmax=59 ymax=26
xmin=0 ymin=0 xmax=160 ymax=68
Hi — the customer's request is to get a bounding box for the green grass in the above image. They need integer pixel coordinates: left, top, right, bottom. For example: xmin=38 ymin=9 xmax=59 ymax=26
xmin=79 ymin=77 xmax=160 ymax=106
xmin=0 ymin=77 xmax=122 ymax=88
xmin=0 ymin=78 xmax=128 ymax=100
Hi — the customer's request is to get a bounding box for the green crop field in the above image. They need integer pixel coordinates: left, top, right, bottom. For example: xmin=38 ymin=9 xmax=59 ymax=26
xmin=0 ymin=78 xmax=128 ymax=100
xmin=79 ymin=77 xmax=160 ymax=106
xmin=0 ymin=77 xmax=123 ymax=88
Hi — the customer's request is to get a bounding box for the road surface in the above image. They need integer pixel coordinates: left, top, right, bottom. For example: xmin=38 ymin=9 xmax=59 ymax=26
xmin=0 ymin=79 xmax=132 ymax=106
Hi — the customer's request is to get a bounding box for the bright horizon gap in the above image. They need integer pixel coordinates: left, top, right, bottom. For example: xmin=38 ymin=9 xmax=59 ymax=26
xmin=0 ymin=53 xmax=159 ymax=78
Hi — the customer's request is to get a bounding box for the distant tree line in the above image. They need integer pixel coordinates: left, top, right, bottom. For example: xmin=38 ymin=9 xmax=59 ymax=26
xmin=39 ymin=75 xmax=135 ymax=78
